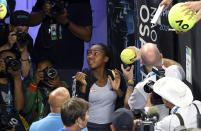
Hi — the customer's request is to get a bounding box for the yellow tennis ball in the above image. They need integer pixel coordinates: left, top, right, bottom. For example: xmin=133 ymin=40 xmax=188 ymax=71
xmin=120 ymin=48 xmax=136 ymax=64
xmin=112 ymin=70 xmax=115 ymax=78
xmin=168 ymin=3 xmax=197 ymax=31
xmin=0 ymin=0 xmax=7 ymax=7
xmin=0 ymin=4 xmax=7 ymax=19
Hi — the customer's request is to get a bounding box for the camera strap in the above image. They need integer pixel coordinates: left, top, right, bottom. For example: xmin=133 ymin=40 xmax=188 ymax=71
xmin=175 ymin=113 xmax=185 ymax=126
xmin=192 ymin=103 xmax=201 ymax=115
xmin=192 ymin=103 xmax=201 ymax=128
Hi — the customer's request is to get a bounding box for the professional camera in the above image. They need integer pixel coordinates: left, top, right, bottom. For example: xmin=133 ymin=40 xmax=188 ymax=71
xmin=0 ymin=106 xmax=20 ymax=131
xmin=16 ymin=30 xmax=30 ymax=47
xmin=133 ymin=107 xmax=159 ymax=131
xmin=4 ymin=56 xmax=21 ymax=71
xmin=143 ymin=66 xmax=165 ymax=105
xmin=144 ymin=66 xmax=165 ymax=93
xmin=0 ymin=112 xmax=15 ymax=130
xmin=135 ymin=120 xmax=155 ymax=131
xmin=43 ymin=66 xmax=58 ymax=80
xmin=49 ymin=0 xmax=69 ymax=18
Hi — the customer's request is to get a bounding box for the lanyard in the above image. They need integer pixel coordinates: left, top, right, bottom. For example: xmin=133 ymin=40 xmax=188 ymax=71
xmin=173 ymin=106 xmax=180 ymax=114
xmin=147 ymin=72 xmax=156 ymax=78
xmin=7 ymin=79 xmax=12 ymax=113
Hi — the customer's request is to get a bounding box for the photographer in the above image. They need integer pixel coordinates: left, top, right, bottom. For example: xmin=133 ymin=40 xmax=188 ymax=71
xmin=152 ymin=77 xmax=201 ymax=131
xmin=22 ymin=59 xmax=68 ymax=125
xmin=0 ymin=10 xmax=33 ymax=78
xmin=0 ymin=50 xmax=25 ymax=131
xmin=30 ymin=0 xmax=92 ymax=88
xmin=121 ymin=43 xmax=185 ymax=120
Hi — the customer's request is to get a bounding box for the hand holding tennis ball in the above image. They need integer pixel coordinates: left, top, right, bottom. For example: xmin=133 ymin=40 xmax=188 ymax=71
xmin=168 ymin=2 xmax=197 ymax=31
xmin=120 ymin=48 xmax=136 ymax=64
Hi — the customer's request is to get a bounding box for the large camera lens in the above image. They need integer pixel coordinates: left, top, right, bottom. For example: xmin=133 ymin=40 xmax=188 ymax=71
xmin=43 ymin=67 xmax=58 ymax=80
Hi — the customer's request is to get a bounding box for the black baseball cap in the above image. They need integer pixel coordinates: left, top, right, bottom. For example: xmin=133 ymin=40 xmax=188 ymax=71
xmin=111 ymin=108 xmax=134 ymax=131
xmin=10 ymin=10 xmax=30 ymax=26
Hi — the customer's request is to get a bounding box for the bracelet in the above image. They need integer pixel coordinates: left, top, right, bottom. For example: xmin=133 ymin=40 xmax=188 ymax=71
xmin=128 ymin=80 xmax=134 ymax=84
xmin=128 ymin=80 xmax=135 ymax=87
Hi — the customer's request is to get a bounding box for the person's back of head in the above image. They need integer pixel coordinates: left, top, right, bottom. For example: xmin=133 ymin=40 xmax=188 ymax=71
xmin=61 ymin=98 xmax=90 ymax=129
xmin=110 ymin=108 xmax=134 ymax=131
xmin=48 ymin=87 xmax=70 ymax=113
xmin=141 ymin=43 xmax=162 ymax=72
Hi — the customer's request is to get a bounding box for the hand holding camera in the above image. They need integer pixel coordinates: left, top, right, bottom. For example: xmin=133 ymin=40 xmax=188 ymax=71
xmin=7 ymin=31 xmax=31 ymax=53
xmin=43 ymin=0 xmax=69 ymax=24
xmin=0 ymin=56 xmax=21 ymax=77
xmin=47 ymin=76 xmax=62 ymax=88
xmin=56 ymin=8 xmax=68 ymax=25
xmin=34 ymin=66 xmax=58 ymax=88
xmin=32 ymin=70 xmax=44 ymax=87
xmin=7 ymin=66 xmax=21 ymax=79
xmin=43 ymin=1 xmax=52 ymax=17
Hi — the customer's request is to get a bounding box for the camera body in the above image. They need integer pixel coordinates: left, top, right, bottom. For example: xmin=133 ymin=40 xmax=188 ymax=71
xmin=135 ymin=120 xmax=155 ymax=131
xmin=143 ymin=66 xmax=165 ymax=93
xmin=0 ymin=56 xmax=21 ymax=77
xmin=4 ymin=56 xmax=21 ymax=71
xmin=132 ymin=109 xmax=158 ymax=131
xmin=49 ymin=0 xmax=69 ymax=18
xmin=143 ymin=66 xmax=165 ymax=105
xmin=43 ymin=66 xmax=58 ymax=80
xmin=16 ymin=30 xmax=30 ymax=47
xmin=0 ymin=107 xmax=19 ymax=131
xmin=0 ymin=112 xmax=16 ymax=130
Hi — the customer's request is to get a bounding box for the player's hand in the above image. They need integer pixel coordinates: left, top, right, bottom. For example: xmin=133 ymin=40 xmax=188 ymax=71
xmin=75 ymin=72 xmax=87 ymax=86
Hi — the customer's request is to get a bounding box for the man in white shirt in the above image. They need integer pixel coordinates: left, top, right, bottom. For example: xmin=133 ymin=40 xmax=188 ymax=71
xmin=123 ymin=43 xmax=185 ymax=120
xmin=153 ymin=77 xmax=201 ymax=131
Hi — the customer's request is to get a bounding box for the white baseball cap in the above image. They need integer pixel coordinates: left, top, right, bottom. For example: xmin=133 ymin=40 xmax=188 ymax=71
xmin=153 ymin=77 xmax=193 ymax=107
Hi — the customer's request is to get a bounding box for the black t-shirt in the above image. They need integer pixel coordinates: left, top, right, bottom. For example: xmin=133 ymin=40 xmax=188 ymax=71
xmin=0 ymin=82 xmax=26 ymax=131
xmin=32 ymin=0 xmax=92 ymax=70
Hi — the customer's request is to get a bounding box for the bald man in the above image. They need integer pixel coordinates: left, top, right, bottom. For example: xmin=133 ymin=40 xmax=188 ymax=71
xmin=121 ymin=43 xmax=185 ymax=120
xmin=29 ymin=87 xmax=70 ymax=131
xmin=140 ymin=43 xmax=162 ymax=73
